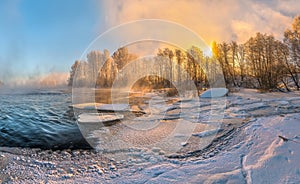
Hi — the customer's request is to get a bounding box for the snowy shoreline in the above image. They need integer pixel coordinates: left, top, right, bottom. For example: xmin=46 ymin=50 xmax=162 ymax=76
xmin=1 ymin=89 xmax=300 ymax=183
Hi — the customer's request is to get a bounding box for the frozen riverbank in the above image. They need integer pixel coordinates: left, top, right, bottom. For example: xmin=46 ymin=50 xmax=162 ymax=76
xmin=109 ymin=114 xmax=300 ymax=184
xmin=1 ymin=89 xmax=300 ymax=183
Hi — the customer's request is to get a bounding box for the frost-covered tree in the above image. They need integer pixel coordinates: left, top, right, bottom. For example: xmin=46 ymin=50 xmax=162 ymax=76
xmin=68 ymin=60 xmax=80 ymax=86
xmin=245 ymin=33 xmax=286 ymax=90
xmin=284 ymin=16 xmax=300 ymax=90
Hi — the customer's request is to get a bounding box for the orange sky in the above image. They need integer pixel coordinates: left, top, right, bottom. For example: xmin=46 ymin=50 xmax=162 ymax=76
xmin=102 ymin=0 xmax=299 ymax=44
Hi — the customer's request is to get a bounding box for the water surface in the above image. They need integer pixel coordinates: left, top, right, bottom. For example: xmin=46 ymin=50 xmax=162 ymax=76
xmin=0 ymin=89 xmax=91 ymax=150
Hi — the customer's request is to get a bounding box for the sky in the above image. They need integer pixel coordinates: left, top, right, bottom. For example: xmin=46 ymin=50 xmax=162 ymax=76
xmin=0 ymin=0 xmax=104 ymax=86
xmin=0 ymin=0 xmax=300 ymax=86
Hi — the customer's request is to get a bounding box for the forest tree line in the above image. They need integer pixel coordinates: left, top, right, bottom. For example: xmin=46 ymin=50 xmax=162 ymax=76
xmin=68 ymin=16 xmax=300 ymax=92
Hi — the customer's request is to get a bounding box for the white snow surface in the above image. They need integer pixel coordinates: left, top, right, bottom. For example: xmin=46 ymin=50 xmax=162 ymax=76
xmin=106 ymin=114 xmax=300 ymax=184
xmin=102 ymin=89 xmax=300 ymax=183
xmin=72 ymin=89 xmax=300 ymax=183
xmin=71 ymin=89 xmax=300 ymax=183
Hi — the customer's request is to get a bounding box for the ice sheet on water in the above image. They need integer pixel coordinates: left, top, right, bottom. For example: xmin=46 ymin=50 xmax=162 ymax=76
xmin=78 ymin=113 xmax=124 ymax=123
xmin=96 ymin=104 xmax=130 ymax=111
xmin=70 ymin=103 xmax=103 ymax=110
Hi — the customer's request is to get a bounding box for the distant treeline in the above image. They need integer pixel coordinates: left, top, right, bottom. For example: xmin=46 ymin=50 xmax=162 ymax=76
xmin=68 ymin=16 xmax=300 ymax=91
xmin=68 ymin=46 xmax=220 ymax=90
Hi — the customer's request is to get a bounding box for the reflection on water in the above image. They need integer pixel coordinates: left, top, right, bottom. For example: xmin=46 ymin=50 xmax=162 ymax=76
xmin=0 ymin=89 xmax=91 ymax=150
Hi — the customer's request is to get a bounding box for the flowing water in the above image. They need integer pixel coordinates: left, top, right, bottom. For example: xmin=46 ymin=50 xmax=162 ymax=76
xmin=0 ymin=89 xmax=91 ymax=150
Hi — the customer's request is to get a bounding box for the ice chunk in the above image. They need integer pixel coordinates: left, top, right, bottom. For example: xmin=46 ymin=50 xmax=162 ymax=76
xmin=78 ymin=113 xmax=124 ymax=123
xmin=200 ymin=88 xmax=229 ymax=98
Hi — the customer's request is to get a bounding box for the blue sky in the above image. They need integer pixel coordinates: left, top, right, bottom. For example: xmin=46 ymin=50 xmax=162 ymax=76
xmin=0 ymin=0 xmax=104 ymax=83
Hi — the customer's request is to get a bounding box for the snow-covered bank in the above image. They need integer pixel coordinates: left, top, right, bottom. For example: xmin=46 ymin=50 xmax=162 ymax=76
xmin=110 ymin=114 xmax=300 ymax=184
xmin=1 ymin=89 xmax=300 ymax=183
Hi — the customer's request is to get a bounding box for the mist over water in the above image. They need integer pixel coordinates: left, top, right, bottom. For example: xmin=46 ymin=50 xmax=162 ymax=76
xmin=0 ymin=71 xmax=69 ymax=89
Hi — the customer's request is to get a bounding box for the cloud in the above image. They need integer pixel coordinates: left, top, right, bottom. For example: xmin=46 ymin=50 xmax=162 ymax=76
xmin=273 ymin=0 xmax=300 ymax=16
xmin=101 ymin=0 xmax=300 ymax=44
xmin=230 ymin=1 xmax=293 ymax=42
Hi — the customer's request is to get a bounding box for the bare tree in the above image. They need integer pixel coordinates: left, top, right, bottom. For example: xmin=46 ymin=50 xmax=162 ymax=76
xmin=284 ymin=15 xmax=300 ymax=90
xmin=68 ymin=60 xmax=80 ymax=86
xmin=245 ymin=33 xmax=286 ymax=90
